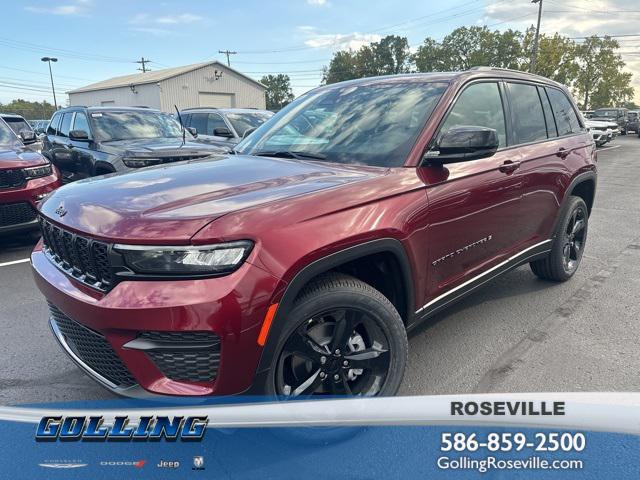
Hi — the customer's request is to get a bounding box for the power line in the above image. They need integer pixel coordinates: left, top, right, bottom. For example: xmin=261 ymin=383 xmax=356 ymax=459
xmin=218 ymin=50 xmax=237 ymax=66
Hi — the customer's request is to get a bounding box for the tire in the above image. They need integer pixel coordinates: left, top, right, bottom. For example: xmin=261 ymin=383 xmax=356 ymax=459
xmin=266 ymin=273 xmax=408 ymax=397
xmin=530 ymin=196 xmax=589 ymax=282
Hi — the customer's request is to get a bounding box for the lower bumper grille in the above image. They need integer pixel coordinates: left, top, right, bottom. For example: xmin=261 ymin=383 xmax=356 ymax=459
xmin=0 ymin=169 xmax=25 ymax=189
xmin=0 ymin=202 xmax=37 ymax=227
xmin=48 ymin=303 xmax=136 ymax=388
xmin=137 ymin=331 xmax=221 ymax=382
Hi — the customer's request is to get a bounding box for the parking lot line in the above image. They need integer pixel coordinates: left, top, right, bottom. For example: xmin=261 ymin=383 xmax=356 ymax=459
xmin=599 ymin=144 xmax=622 ymax=151
xmin=0 ymin=258 xmax=30 ymax=268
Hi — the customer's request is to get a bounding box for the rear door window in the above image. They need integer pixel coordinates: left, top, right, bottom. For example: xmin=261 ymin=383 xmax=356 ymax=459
xmin=507 ymin=83 xmax=548 ymax=144
xmin=47 ymin=113 xmax=61 ymax=135
xmin=189 ymin=113 xmax=208 ymax=135
xmin=546 ymin=88 xmax=582 ymax=136
xmin=440 ymin=82 xmax=507 ymax=148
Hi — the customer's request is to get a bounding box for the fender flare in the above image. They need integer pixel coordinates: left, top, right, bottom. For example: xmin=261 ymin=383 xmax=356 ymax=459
xmin=551 ymin=170 xmax=597 ymax=236
xmin=253 ymin=238 xmax=415 ymax=378
xmin=92 ymin=161 xmax=116 ymax=176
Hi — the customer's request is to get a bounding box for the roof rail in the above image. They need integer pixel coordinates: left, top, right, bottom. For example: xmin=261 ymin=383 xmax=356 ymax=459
xmin=180 ymin=106 xmax=218 ymax=111
xmin=468 ymin=66 xmax=550 ymax=80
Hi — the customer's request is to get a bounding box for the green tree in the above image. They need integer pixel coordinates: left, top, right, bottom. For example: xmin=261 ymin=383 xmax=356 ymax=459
xmin=522 ymin=29 xmax=579 ymax=85
xmin=322 ymin=35 xmax=412 ymax=84
xmin=0 ymin=99 xmax=56 ymax=119
xmin=414 ymin=27 xmax=524 ymax=72
xmin=260 ymin=74 xmax=295 ymax=111
xmin=573 ymin=36 xmax=631 ymax=109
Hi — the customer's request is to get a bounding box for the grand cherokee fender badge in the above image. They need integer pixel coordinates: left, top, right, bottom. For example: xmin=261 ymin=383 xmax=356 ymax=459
xmin=54 ymin=204 xmax=67 ymax=217
xmin=432 ymin=235 xmax=493 ymax=266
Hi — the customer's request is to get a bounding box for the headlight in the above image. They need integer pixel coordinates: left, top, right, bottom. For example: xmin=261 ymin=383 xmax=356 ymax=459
xmin=122 ymin=157 xmax=163 ymax=168
xmin=23 ymin=163 xmax=52 ymax=179
xmin=114 ymin=241 xmax=254 ymax=275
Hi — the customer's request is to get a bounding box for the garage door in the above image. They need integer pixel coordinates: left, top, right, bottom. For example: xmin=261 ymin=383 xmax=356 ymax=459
xmin=198 ymin=92 xmax=235 ymax=108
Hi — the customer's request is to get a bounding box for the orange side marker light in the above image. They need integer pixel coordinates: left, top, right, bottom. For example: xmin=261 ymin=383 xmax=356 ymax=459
xmin=257 ymin=303 xmax=278 ymax=346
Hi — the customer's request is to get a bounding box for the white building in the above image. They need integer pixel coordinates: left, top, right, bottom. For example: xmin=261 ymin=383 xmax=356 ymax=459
xmin=67 ymin=61 xmax=266 ymax=111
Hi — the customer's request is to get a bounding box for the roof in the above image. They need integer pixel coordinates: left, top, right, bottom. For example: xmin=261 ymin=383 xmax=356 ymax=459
xmin=67 ymin=61 xmax=266 ymax=94
xmin=59 ymin=105 xmax=162 ymax=113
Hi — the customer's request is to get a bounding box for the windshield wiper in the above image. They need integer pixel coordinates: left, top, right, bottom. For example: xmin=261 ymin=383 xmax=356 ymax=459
xmin=253 ymin=150 xmax=326 ymax=160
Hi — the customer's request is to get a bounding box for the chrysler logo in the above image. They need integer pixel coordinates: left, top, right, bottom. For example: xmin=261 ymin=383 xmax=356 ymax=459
xmin=54 ymin=205 xmax=67 ymax=217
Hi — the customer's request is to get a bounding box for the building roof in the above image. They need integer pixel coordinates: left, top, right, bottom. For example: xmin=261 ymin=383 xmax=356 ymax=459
xmin=68 ymin=61 xmax=266 ymax=94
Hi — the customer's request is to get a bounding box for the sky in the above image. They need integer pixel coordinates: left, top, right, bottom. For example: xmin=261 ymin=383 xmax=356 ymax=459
xmin=1 ymin=0 xmax=639 ymax=105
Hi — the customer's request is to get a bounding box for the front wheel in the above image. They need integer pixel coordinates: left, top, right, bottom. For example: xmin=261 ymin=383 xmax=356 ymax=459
xmin=268 ymin=273 xmax=408 ymax=397
xmin=530 ymin=196 xmax=589 ymax=282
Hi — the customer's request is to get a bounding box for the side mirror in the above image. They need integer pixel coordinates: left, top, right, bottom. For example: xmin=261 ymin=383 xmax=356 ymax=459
xmin=242 ymin=127 xmax=257 ymax=139
xmin=213 ymin=127 xmax=234 ymax=138
xmin=69 ymin=129 xmax=90 ymax=141
xmin=187 ymin=127 xmax=198 ymax=138
xmin=19 ymin=129 xmax=36 ymax=144
xmin=425 ymin=126 xmax=499 ymax=164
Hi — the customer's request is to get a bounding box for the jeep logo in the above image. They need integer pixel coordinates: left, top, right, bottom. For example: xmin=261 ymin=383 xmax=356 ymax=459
xmin=54 ymin=205 xmax=67 ymax=217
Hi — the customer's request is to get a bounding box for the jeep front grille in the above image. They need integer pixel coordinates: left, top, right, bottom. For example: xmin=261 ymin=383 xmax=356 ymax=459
xmin=0 ymin=169 xmax=25 ymax=189
xmin=48 ymin=302 xmax=136 ymax=388
xmin=39 ymin=217 xmax=114 ymax=291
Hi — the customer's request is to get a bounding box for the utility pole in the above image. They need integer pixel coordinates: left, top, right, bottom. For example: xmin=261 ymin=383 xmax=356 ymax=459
xmin=530 ymin=0 xmax=543 ymax=74
xmin=136 ymin=57 xmax=151 ymax=73
xmin=41 ymin=57 xmax=58 ymax=110
xmin=218 ymin=50 xmax=237 ymax=67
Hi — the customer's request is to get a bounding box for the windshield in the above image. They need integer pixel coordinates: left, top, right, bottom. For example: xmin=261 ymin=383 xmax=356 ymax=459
xmin=593 ymin=109 xmax=619 ymax=117
xmin=89 ymin=111 xmax=189 ymax=142
xmin=226 ymin=111 xmax=273 ymax=137
xmin=3 ymin=117 xmax=32 ymax=134
xmin=0 ymin=120 xmax=18 ymax=145
xmin=236 ymin=81 xmax=448 ymax=167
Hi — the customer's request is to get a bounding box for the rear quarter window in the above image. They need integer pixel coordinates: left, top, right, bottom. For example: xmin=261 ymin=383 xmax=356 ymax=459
xmin=546 ymin=88 xmax=582 ymax=136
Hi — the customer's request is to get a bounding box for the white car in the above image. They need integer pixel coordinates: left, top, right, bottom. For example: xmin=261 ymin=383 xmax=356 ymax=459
xmin=585 ymin=119 xmax=617 ymax=146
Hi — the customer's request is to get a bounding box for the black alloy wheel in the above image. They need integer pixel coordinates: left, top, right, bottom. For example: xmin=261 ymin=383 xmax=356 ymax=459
xmin=562 ymin=206 xmax=587 ymax=274
xmin=270 ymin=273 xmax=407 ymax=397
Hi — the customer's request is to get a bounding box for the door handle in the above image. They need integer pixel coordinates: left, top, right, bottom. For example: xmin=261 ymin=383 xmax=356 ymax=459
xmin=499 ymin=160 xmax=520 ymax=174
xmin=557 ymin=147 xmax=571 ymax=159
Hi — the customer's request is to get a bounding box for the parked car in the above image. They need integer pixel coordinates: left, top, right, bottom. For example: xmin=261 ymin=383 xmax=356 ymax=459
xmin=0 ymin=113 xmax=42 ymax=152
xmin=31 ymin=119 xmax=50 ymax=135
xmin=0 ymin=117 xmax=60 ymax=235
xmin=585 ymin=120 xmax=613 ymax=146
xmin=626 ymin=110 xmax=639 ymax=134
xmin=180 ymin=108 xmax=274 ymax=149
xmin=41 ymin=106 xmax=227 ymax=182
xmin=581 ymin=110 xmax=594 ymax=119
xmin=591 ymin=107 xmax=629 ymax=135
xmin=33 ymin=68 xmax=596 ymax=398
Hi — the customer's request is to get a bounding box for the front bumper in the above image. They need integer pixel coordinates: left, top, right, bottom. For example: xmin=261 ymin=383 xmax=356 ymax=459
xmin=31 ymin=242 xmax=283 ymax=397
xmin=0 ymin=174 xmax=59 ymax=234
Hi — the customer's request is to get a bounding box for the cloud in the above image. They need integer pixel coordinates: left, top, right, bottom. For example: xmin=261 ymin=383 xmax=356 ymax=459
xmin=307 ymin=0 xmax=329 ymax=5
xmin=130 ymin=12 xmax=203 ymax=25
xmin=303 ymin=31 xmax=383 ymax=51
xmin=25 ymin=0 xmax=91 ymax=16
xmin=130 ymin=27 xmax=175 ymax=37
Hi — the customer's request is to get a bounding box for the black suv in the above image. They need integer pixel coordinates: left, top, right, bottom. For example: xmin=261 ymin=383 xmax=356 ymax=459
xmin=180 ymin=108 xmax=273 ymax=149
xmin=42 ymin=106 xmax=226 ymax=181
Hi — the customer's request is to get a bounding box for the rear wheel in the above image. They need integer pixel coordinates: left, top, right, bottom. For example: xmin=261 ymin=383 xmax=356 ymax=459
xmin=530 ymin=196 xmax=589 ymax=282
xmin=268 ymin=273 xmax=407 ymax=397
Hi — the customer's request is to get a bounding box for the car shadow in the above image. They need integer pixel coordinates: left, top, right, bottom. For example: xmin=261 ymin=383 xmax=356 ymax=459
xmin=0 ymin=230 xmax=41 ymax=253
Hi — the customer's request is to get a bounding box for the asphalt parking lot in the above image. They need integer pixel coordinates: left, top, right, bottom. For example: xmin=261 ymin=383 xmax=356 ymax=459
xmin=1 ymin=137 xmax=639 ymax=404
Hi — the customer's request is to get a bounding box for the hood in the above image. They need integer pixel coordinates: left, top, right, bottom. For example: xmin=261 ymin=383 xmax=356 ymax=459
xmin=0 ymin=143 xmax=49 ymax=169
xmin=39 ymin=154 xmax=380 ymax=243
xmin=99 ymin=137 xmax=228 ymax=157
xmin=590 ymin=116 xmax=619 ymax=125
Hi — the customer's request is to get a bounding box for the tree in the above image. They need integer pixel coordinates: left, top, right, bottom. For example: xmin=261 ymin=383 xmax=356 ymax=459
xmin=414 ymin=27 xmax=524 ymax=72
xmin=322 ymin=35 xmax=412 ymax=84
xmin=573 ymin=36 xmax=631 ymax=109
xmin=521 ymin=29 xmax=579 ymax=86
xmin=260 ymin=74 xmax=294 ymax=111
xmin=0 ymin=99 xmax=56 ymax=119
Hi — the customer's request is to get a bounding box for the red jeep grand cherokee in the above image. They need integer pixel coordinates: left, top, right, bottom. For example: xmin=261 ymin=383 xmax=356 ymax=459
xmin=32 ymin=68 xmax=596 ymax=398
xmin=0 ymin=118 xmax=59 ymax=235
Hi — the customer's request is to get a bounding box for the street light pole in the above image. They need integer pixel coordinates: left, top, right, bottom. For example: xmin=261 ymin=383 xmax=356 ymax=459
xmin=530 ymin=0 xmax=543 ymax=74
xmin=41 ymin=57 xmax=58 ymax=110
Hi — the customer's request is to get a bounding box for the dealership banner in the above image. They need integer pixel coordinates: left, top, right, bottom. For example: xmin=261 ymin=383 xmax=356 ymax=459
xmin=1 ymin=393 xmax=639 ymax=479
